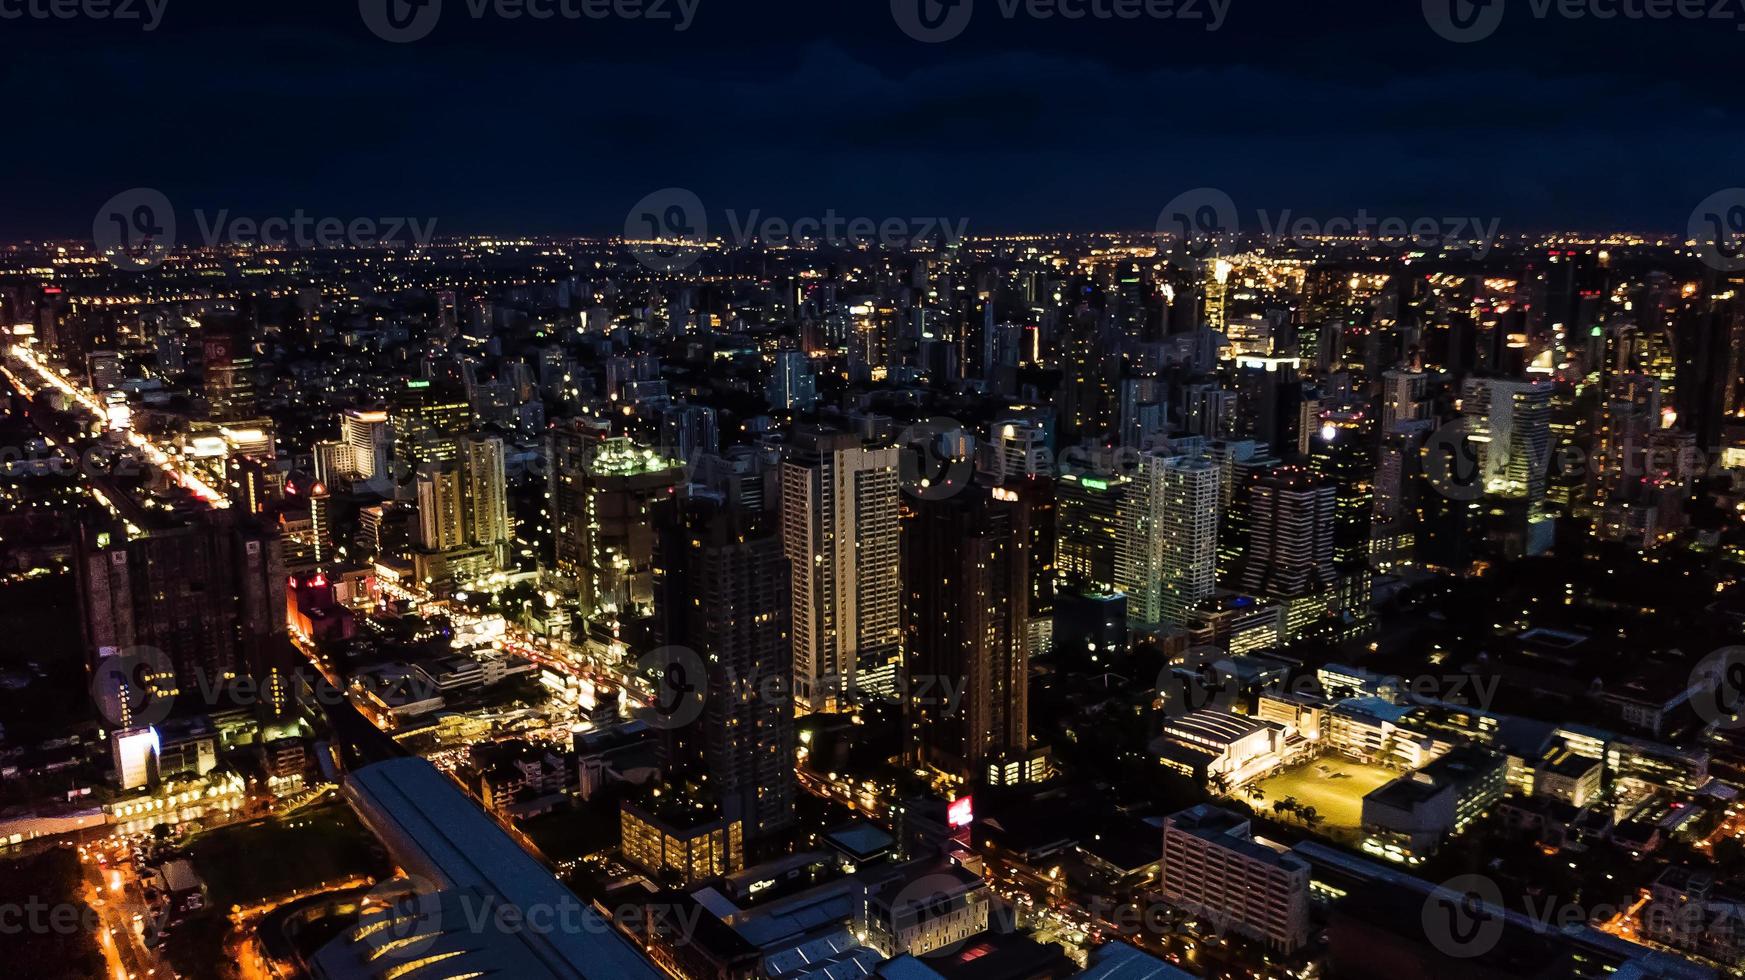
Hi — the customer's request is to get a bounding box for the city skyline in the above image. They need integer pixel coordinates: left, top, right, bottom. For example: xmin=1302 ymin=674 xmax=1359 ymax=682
xmin=5 ymin=4 xmax=1745 ymax=980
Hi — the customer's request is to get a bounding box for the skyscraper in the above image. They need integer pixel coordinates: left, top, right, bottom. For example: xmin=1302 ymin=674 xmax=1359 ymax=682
xmin=389 ymin=379 xmax=470 ymax=500
xmin=652 ymin=494 xmax=794 ymax=839
xmin=77 ymin=509 xmax=286 ymax=696
xmin=1462 ymin=377 xmax=1555 ymax=554
xmin=341 ymin=408 xmax=392 ymax=485
xmin=202 ymin=324 xmax=257 ymax=422
xmin=571 ymin=437 xmax=684 ymax=622
xmin=768 ymin=350 xmax=818 ymax=412
xmin=902 ymin=484 xmax=1030 ymax=782
xmin=1156 ymin=455 xmax=1221 ymax=628
xmin=1306 ymin=401 xmax=1377 ymax=572
xmin=1056 ymin=471 xmax=1127 ymax=596
xmin=1236 ymin=467 xmax=1339 ymax=638
xmin=414 ymin=463 xmax=467 ymax=553
xmin=461 ymin=434 xmax=512 ymax=568
xmin=781 ymin=428 xmax=901 ymax=710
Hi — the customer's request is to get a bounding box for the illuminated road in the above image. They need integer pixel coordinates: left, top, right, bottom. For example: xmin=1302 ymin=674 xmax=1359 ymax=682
xmin=81 ymin=845 xmax=173 ymax=980
xmin=3 ymin=343 xmax=229 ymax=506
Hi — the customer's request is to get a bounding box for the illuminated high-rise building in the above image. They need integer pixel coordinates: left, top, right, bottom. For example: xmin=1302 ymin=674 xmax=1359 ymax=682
xmin=1306 ymin=402 xmax=1376 ymax=571
xmin=781 ymin=428 xmax=901 ymax=710
xmin=340 ymin=408 xmax=392 ymax=483
xmin=461 ymin=434 xmax=511 ymax=567
xmin=768 ymin=350 xmax=818 ymax=412
xmin=76 ymin=509 xmax=285 ymax=696
xmin=389 ymin=379 xmax=470 ymax=499
xmin=903 ymin=484 xmax=1030 ymax=782
xmin=652 ymin=494 xmax=794 ymax=838
xmin=1236 ymin=467 xmax=1339 ymax=637
xmin=1155 ymin=455 xmax=1221 ymax=628
xmin=571 ymin=438 xmax=684 ymax=622
xmin=1379 ymin=369 xmax=1429 ymax=433
xmin=1204 ymin=258 xmax=1233 ymax=333
xmin=202 ymin=324 xmax=257 ymax=421
xmin=414 ymin=462 xmax=467 ymax=553
xmin=1461 ymin=377 xmax=1555 ymax=554
xmin=1056 ymin=471 xmax=1127 ymax=596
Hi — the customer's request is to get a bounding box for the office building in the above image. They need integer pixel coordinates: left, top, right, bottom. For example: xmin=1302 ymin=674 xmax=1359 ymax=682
xmin=389 ymin=379 xmax=470 ymax=499
xmin=1057 ymin=471 xmax=1127 ymax=595
xmin=781 ymin=428 xmax=901 ymax=710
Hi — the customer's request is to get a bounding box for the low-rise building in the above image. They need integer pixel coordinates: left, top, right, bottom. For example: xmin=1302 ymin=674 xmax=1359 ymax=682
xmin=1361 ymin=745 xmax=1508 ymax=864
xmin=1534 ymin=743 xmax=1604 ymax=808
xmin=1158 ymin=804 xmax=1310 ymax=952
xmin=621 ymin=794 xmax=745 ymax=885
xmin=854 ymin=857 xmax=989 ymax=959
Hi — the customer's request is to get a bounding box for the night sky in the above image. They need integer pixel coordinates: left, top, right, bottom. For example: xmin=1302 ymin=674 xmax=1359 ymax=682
xmin=6 ymin=0 xmax=1744 ymax=240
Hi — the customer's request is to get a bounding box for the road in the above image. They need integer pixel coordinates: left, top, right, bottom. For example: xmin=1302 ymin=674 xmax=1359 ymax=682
xmin=80 ymin=843 xmax=173 ymax=980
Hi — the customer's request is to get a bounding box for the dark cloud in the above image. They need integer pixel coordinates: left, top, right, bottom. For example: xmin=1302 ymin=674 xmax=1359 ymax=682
xmin=3 ymin=0 xmax=1742 ymax=238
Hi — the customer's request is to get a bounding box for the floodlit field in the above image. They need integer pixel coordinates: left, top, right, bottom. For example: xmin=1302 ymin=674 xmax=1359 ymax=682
xmin=1246 ymin=756 xmax=1399 ymax=831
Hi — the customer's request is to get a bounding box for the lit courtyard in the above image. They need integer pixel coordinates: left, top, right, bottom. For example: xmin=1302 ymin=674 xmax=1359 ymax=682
xmin=1242 ymin=755 xmax=1399 ymax=834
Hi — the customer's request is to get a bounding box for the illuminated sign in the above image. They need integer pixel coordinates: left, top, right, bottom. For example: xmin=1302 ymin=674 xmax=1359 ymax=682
xmin=948 ymin=796 xmax=973 ymax=829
